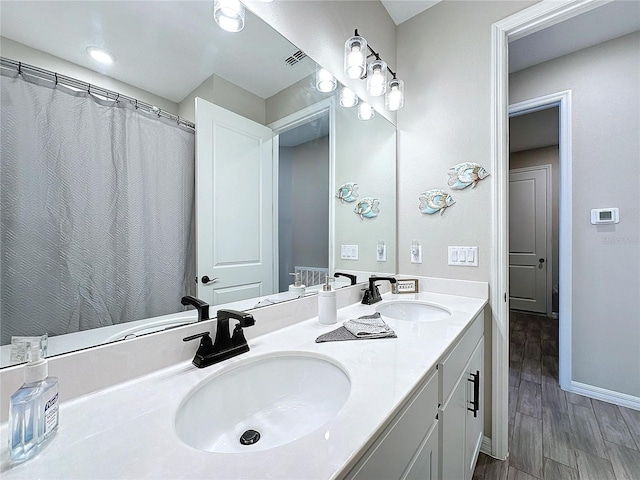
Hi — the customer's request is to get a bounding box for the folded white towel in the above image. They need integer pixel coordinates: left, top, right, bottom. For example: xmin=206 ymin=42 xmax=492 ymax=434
xmin=343 ymin=313 xmax=396 ymax=339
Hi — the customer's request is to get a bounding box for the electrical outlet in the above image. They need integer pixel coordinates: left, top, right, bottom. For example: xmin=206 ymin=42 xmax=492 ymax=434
xmin=340 ymin=244 xmax=359 ymax=260
xmin=411 ymin=241 xmax=422 ymax=264
xmin=448 ymin=246 xmax=478 ymax=266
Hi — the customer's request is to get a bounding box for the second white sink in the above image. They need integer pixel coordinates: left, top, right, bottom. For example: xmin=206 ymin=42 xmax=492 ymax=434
xmin=376 ymin=300 xmax=451 ymax=322
xmin=174 ymin=353 xmax=350 ymax=453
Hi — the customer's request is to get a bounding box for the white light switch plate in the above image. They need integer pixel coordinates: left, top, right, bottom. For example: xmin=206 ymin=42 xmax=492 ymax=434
xmin=377 ymin=245 xmax=387 ymax=262
xmin=341 ymin=244 xmax=359 ymax=260
xmin=448 ymin=246 xmax=478 ymax=266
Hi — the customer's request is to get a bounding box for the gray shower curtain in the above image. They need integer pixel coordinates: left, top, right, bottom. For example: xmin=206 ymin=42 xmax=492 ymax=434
xmin=0 ymin=72 xmax=195 ymax=344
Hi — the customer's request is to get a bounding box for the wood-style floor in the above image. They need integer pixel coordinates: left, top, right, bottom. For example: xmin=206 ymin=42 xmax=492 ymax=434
xmin=473 ymin=310 xmax=640 ymax=480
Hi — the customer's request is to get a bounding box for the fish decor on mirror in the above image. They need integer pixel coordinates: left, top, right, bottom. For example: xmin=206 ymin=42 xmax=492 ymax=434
xmin=336 ymin=182 xmax=359 ymax=203
xmin=354 ymin=197 xmax=380 ymax=219
xmin=419 ymin=189 xmax=455 ymax=215
xmin=447 ymin=162 xmax=490 ymax=190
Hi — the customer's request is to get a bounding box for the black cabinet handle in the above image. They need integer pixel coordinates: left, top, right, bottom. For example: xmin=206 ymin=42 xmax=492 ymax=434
xmin=467 ymin=370 xmax=480 ymax=418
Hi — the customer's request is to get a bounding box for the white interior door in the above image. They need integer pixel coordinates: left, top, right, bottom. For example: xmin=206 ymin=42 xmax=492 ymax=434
xmin=196 ymin=98 xmax=274 ymax=306
xmin=509 ymin=167 xmax=549 ymax=313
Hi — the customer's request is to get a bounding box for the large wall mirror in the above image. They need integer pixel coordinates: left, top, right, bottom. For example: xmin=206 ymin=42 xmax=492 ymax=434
xmin=0 ymin=1 xmax=397 ymax=367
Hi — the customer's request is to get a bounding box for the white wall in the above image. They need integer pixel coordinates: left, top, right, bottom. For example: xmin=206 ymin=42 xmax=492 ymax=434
xmin=178 ymin=73 xmax=266 ymax=125
xmin=510 ymin=32 xmax=640 ymax=398
xmin=244 ymin=0 xmax=397 ymax=124
xmin=1 ymin=37 xmax=178 ymax=114
xmin=396 ymin=1 xmax=536 ymax=282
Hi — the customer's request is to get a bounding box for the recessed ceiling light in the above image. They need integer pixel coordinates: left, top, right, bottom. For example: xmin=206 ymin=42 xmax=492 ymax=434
xmin=86 ymin=46 xmax=115 ymax=65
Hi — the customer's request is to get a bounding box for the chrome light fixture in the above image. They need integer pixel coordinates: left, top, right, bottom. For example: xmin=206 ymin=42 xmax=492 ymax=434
xmin=214 ymin=0 xmax=245 ymax=33
xmin=344 ymin=33 xmax=368 ymax=79
xmin=385 ymin=78 xmax=404 ymax=111
xmin=367 ymin=59 xmax=387 ymax=97
xmin=316 ymin=67 xmax=337 ymax=93
xmin=339 ymin=86 xmax=358 ymax=107
xmin=343 ymin=29 xmax=405 ymax=111
xmin=358 ymin=102 xmax=375 ymax=120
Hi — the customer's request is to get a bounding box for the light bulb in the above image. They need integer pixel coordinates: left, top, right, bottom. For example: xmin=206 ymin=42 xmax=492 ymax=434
xmin=358 ymin=102 xmax=375 ymax=121
xmin=385 ymin=78 xmax=404 ymax=111
xmin=214 ymin=0 xmax=245 ymax=32
xmin=339 ymin=87 xmax=358 ymax=108
xmin=367 ymin=59 xmax=387 ymax=97
xmin=344 ymin=36 xmax=367 ymax=79
xmin=316 ymin=68 xmax=337 ymax=93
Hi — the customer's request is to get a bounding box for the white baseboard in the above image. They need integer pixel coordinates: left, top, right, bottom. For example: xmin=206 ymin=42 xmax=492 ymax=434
xmin=569 ymin=381 xmax=640 ymax=410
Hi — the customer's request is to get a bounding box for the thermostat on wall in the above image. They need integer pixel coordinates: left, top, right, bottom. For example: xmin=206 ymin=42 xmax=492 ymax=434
xmin=591 ymin=208 xmax=619 ymax=224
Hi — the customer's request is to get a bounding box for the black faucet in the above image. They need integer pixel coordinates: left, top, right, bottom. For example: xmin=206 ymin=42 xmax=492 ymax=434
xmin=334 ymin=272 xmax=358 ymax=285
xmin=182 ymin=309 xmax=255 ymax=368
xmin=362 ymin=276 xmax=397 ymax=305
xmin=181 ymin=295 xmax=210 ymax=322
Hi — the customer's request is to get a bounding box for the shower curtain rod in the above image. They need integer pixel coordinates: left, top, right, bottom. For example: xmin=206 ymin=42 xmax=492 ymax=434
xmin=1 ymin=57 xmax=195 ymax=130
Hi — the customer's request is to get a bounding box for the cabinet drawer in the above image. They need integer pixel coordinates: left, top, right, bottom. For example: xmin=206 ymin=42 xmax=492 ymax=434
xmin=438 ymin=311 xmax=483 ymax=404
xmin=347 ymin=369 xmax=439 ymax=480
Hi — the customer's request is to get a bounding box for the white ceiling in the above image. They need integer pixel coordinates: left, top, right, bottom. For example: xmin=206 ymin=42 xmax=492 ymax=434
xmin=1 ymin=1 xmax=638 ymax=105
xmin=381 ymin=0 xmax=441 ymax=25
xmin=0 ymin=1 xmax=315 ymax=103
xmin=509 ymin=0 xmax=640 ymax=73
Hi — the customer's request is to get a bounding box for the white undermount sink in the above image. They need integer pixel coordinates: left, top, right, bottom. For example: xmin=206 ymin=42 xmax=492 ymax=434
xmin=174 ymin=353 xmax=351 ymax=453
xmin=376 ymin=300 xmax=451 ymax=322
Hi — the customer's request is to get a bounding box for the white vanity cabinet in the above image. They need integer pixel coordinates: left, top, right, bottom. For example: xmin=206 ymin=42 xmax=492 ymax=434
xmin=344 ymin=310 xmax=485 ymax=480
xmin=439 ymin=312 xmax=484 ymax=480
xmin=344 ymin=368 xmax=440 ymax=480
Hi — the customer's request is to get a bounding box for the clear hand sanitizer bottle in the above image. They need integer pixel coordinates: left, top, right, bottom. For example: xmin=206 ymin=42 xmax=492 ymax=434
xmin=9 ymin=342 xmax=59 ymax=463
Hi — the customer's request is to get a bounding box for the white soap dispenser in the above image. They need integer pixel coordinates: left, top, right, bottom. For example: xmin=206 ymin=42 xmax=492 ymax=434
xmin=318 ymin=276 xmax=337 ymax=325
xmin=288 ymin=272 xmax=306 ymax=296
xmin=9 ymin=341 xmax=59 ymax=463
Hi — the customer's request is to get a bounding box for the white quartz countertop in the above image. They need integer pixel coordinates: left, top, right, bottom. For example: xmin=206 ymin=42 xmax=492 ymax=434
xmin=1 ymin=291 xmax=487 ymax=479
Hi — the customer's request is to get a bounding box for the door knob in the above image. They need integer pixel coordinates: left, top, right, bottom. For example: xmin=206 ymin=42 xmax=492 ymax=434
xmin=539 ymin=258 xmax=545 ymax=263
xmin=538 ymin=258 xmax=545 ymax=269
xmin=201 ymin=275 xmax=218 ymax=284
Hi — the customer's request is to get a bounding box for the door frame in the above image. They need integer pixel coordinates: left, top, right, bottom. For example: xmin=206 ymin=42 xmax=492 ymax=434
xmin=268 ymin=98 xmax=336 ymax=287
xmin=508 ymin=163 xmax=553 ymax=317
xmin=490 ymin=0 xmax=602 ymax=460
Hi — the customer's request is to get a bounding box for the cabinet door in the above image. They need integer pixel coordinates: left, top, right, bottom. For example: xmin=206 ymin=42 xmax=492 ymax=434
xmin=403 ymin=419 xmax=439 ymax=480
xmin=440 ymin=373 xmax=466 ymax=480
xmin=465 ymin=338 xmax=484 ymax=480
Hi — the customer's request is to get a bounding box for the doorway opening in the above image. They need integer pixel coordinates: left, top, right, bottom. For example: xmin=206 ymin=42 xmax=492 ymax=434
xmin=277 ymin=111 xmax=331 ymax=292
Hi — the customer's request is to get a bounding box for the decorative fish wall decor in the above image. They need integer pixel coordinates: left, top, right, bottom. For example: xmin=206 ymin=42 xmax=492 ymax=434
xmin=336 ymin=182 xmax=359 ymax=203
xmin=419 ymin=189 xmax=455 ymax=215
xmin=354 ymin=197 xmax=380 ymax=219
xmin=447 ymin=162 xmax=490 ymax=190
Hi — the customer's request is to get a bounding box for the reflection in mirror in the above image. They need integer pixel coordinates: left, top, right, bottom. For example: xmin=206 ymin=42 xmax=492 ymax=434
xmin=0 ymin=2 xmax=397 ymax=367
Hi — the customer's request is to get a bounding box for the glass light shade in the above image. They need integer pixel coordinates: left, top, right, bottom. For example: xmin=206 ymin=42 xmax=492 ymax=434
xmin=214 ymin=0 xmax=245 ymax=33
xmin=339 ymin=87 xmax=358 ymax=108
xmin=316 ymin=67 xmax=337 ymax=93
xmin=358 ymin=102 xmax=375 ymax=121
xmin=385 ymin=78 xmax=405 ymax=111
xmin=344 ymin=36 xmax=367 ymax=79
xmin=367 ymin=59 xmax=387 ymax=97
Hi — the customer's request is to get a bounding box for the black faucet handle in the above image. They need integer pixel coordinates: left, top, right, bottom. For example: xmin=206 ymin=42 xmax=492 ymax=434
xmin=216 ymin=309 xmax=255 ymax=328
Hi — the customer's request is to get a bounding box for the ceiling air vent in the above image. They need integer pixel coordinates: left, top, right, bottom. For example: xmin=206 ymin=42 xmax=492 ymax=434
xmin=283 ymin=50 xmax=307 ymax=67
